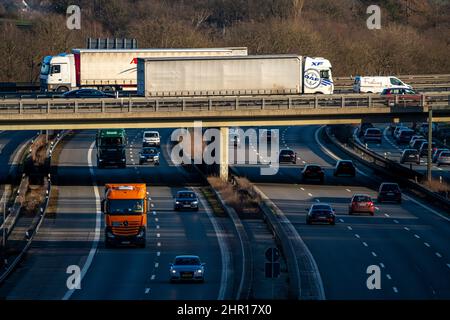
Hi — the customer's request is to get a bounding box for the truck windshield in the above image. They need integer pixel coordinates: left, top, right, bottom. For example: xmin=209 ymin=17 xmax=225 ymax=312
xmin=40 ymin=63 xmax=50 ymax=75
xmin=107 ymin=199 xmax=144 ymax=215
xmin=100 ymin=137 xmax=123 ymax=146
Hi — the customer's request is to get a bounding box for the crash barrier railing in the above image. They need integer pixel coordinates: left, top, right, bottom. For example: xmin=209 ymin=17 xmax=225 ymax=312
xmin=0 ymin=93 xmax=448 ymax=115
xmin=0 ymin=131 xmax=67 ymax=284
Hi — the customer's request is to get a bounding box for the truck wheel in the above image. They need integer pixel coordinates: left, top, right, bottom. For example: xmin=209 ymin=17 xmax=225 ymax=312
xmin=57 ymin=86 xmax=69 ymax=93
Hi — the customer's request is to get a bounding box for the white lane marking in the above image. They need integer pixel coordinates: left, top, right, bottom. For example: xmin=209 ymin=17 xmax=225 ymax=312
xmin=355 ymin=234 xmax=360 ymax=239
xmin=346 ymin=189 xmax=351 ymax=193
xmin=63 ymin=141 xmax=101 ymax=301
xmin=371 ymin=252 xmax=377 ymax=257
xmin=151 ymin=275 xmax=155 ymax=280
xmin=145 ymin=288 xmax=150 ymax=294
xmin=152 ymin=211 xmax=156 ymax=215
xmin=393 ymin=287 xmax=398 ymax=293
xmin=302 ymin=161 xmax=306 ymax=164
xmin=156 ymin=233 xmax=160 ymax=238
xmin=375 ymin=207 xmax=380 ymax=211
xmin=196 ymin=188 xmax=230 ymax=300
xmin=347 ymin=226 xmax=353 ymax=231
xmin=404 ymin=227 xmax=410 ymax=231
xmin=157 ymin=242 xmax=161 ymax=247
xmin=363 ymin=242 xmax=368 ymax=247
xmin=157 ymin=252 xmax=160 ymax=257
xmin=393 ymin=220 xmax=399 ymax=224
xmin=155 ymin=218 xmax=159 ymax=222
xmin=384 ymin=214 xmax=390 ymax=218
xmin=386 ymin=274 xmax=392 ymax=280
xmin=315 ymin=199 xmax=320 ymax=203
xmin=447 ymin=264 xmax=450 ymax=269
xmin=424 ymin=242 xmax=430 ymax=248
xmin=156 ymin=225 xmax=160 ymax=229
xmin=308 ymin=193 xmax=313 ymax=197
xmin=155 ymin=263 xmax=159 ymax=268
xmin=436 ymin=252 xmax=442 ymax=258
xmin=151 ymin=203 xmax=155 ymax=208
xmin=380 ymin=263 xmax=385 ymax=268
xmin=414 ymin=234 xmax=420 ymax=239
xmin=339 ymin=219 xmax=344 ymax=223
xmin=300 ymin=187 xmax=305 ymax=191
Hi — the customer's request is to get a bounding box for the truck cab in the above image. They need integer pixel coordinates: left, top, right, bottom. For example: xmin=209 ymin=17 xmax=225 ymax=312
xmin=103 ymin=184 xmax=149 ymax=248
xmin=303 ymin=57 xmax=334 ymax=94
xmin=40 ymin=54 xmax=76 ymax=92
xmin=96 ymin=129 xmax=127 ymax=168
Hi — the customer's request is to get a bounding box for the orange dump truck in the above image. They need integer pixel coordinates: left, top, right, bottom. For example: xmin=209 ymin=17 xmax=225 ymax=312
xmin=102 ymin=184 xmax=148 ymax=248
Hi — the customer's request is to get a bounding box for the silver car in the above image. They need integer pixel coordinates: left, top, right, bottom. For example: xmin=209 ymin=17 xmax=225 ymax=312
xmin=437 ymin=151 xmax=450 ymax=166
xmin=169 ymin=255 xmax=205 ymax=282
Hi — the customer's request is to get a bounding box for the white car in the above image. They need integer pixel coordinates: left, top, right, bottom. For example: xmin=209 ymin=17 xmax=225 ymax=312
xmin=353 ymin=76 xmax=412 ymax=94
xmin=143 ymin=131 xmax=160 ymax=147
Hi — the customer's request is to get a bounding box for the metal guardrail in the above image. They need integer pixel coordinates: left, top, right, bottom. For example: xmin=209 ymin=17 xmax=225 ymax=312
xmin=324 ymin=127 xmax=450 ymax=212
xmin=0 ymin=131 xmax=68 ymax=284
xmin=0 ymin=93 xmax=448 ymax=115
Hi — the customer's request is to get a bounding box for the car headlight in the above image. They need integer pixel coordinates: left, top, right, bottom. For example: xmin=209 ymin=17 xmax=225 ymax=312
xmin=171 ymin=270 xmax=177 ymax=274
xmin=197 ymin=269 xmax=203 ymax=273
xmin=192 ymin=201 xmax=198 ymax=205
xmin=121 ymin=158 xmax=126 ymax=162
xmin=140 ymin=155 xmax=145 ymax=159
xmin=154 ymin=156 xmax=159 ymax=160
xmin=176 ymin=201 xmax=180 ymax=204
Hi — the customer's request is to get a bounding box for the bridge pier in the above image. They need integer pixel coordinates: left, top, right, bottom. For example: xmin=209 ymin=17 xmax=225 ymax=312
xmin=219 ymin=127 xmax=229 ymax=181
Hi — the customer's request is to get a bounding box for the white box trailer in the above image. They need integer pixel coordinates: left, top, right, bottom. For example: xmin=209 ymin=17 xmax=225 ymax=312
xmin=137 ymin=55 xmax=334 ymax=96
xmin=39 ymin=48 xmax=248 ymax=92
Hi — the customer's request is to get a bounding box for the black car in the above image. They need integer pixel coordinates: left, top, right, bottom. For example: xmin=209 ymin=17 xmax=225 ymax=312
xmin=301 ymin=165 xmax=324 ymax=184
xmin=395 ymin=129 xmax=415 ymax=144
xmin=334 ymin=160 xmax=356 ymax=177
xmin=377 ymin=183 xmax=402 ymax=203
xmin=418 ymin=142 xmax=437 ymax=157
xmin=139 ymin=147 xmax=160 ymax=165
xmin=174 ymin=190 xmax=199 ymax=211
xmin=399 ymin=149 xmax=420 ymax=165
xmin=359 ymin=123 xmax=374 ymax=138
xmin=306 ymin=204 xmax=336 ymax=225
xmin=62 ymin=89 xmax=115 ymax=98
xmin=363 ymin=128 xmax=382 ymax=144
xmin=279 ymin=149 xmax=297 ymax=164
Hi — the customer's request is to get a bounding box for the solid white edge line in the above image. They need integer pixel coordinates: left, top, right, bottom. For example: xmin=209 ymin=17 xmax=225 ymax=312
xmin=196 ymin=188 xmax=230 ymax=300
xmin=63 ymin=141 xmax=101 ymax=300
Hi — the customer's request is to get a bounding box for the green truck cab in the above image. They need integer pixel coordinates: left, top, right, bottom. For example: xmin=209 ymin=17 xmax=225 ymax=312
xmin=96 ymin=129 xmax=127 ymax=168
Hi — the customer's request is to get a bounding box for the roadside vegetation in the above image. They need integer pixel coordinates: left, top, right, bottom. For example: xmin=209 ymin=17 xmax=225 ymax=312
xmin=0 ymin=0 xmax=449 ymax=82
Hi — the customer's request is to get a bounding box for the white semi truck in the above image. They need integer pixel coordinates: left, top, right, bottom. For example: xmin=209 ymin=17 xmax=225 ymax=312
xmin=137 ymin=55 xmax=334 ymax=96
xmin=39 ymin=48 xmax=248 ymax=92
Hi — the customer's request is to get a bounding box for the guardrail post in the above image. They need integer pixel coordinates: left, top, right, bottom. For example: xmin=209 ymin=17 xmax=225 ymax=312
xmin=341 ymin=96 xmax=345 ymax=108
xmin=128 ymin=98 xmax=132 ymax=112
xmin=74 ymin=101 xmax=78 ymax=113
xmin=288 ymin=97 xmax=292 ymax=109
xmin=421 ymin=95 xmax=426 ymax=107
xmin=182 ymin=99 xmax=186 ymax=111
xmin=314 ymin=96 xmax=319 ymax=108
xmin=368 ymin=95 xmax=372 ymax=107
xmin=101 ymin=100 xmax=105 ymax=113
xmin=19 ymin=100 xmax=23 ymax=114
xmin=262 ymin=98 xmax=265 ymax=110
xmin=235 ymin=97 xmax=239 ymax=110
xmin=155 ymin=99 xmax=159 ymax=112
xmin=208 ymin=98 xmax=212 ymax=111
xmin=47 ymin=101 xmax=50 ymax=113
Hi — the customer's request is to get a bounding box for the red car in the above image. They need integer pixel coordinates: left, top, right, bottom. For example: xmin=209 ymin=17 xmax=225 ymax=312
xmin=381 ymin=87 xmax=423 ymax=107
xmin=349 ymin=194 xmax=375 ymax=216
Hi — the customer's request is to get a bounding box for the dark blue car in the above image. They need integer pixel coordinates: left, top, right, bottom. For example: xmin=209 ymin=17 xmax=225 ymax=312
xmin=174 ymin=190 xmax=199 ymax=211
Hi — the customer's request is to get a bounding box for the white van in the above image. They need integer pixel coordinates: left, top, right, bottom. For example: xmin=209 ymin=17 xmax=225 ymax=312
xmin=143 ymin=131 xmax=160 ymax=147
xmin=353 ymin=76 xmax=412 ymax=93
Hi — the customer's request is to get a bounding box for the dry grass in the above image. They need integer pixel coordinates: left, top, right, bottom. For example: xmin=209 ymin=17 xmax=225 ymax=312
xmin=22 ymin=179 xmax=48 ymax=216
xmin=208 ymin=176 xmax=261 ymax=218
xmin=30 ymin=135 xmax=47 ymax=166
xmin=423 ymin=179 xmax=450 ymax=197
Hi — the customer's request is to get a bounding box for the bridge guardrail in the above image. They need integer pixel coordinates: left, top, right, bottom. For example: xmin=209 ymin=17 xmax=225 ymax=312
xmin=0 ymin=93 xmax=448 ymax=115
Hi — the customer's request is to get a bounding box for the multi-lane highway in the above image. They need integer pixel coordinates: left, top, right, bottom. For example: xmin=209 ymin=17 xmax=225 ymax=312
xmin=0 ymin=129 xmax=235 ymax=300
xmin=0 ymin=130 xmax=36 ymax=222
xmin=356 ymin=125 xmax=450 ymax=182
xmin=233 ymin=125 xmax=450 ymax=299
